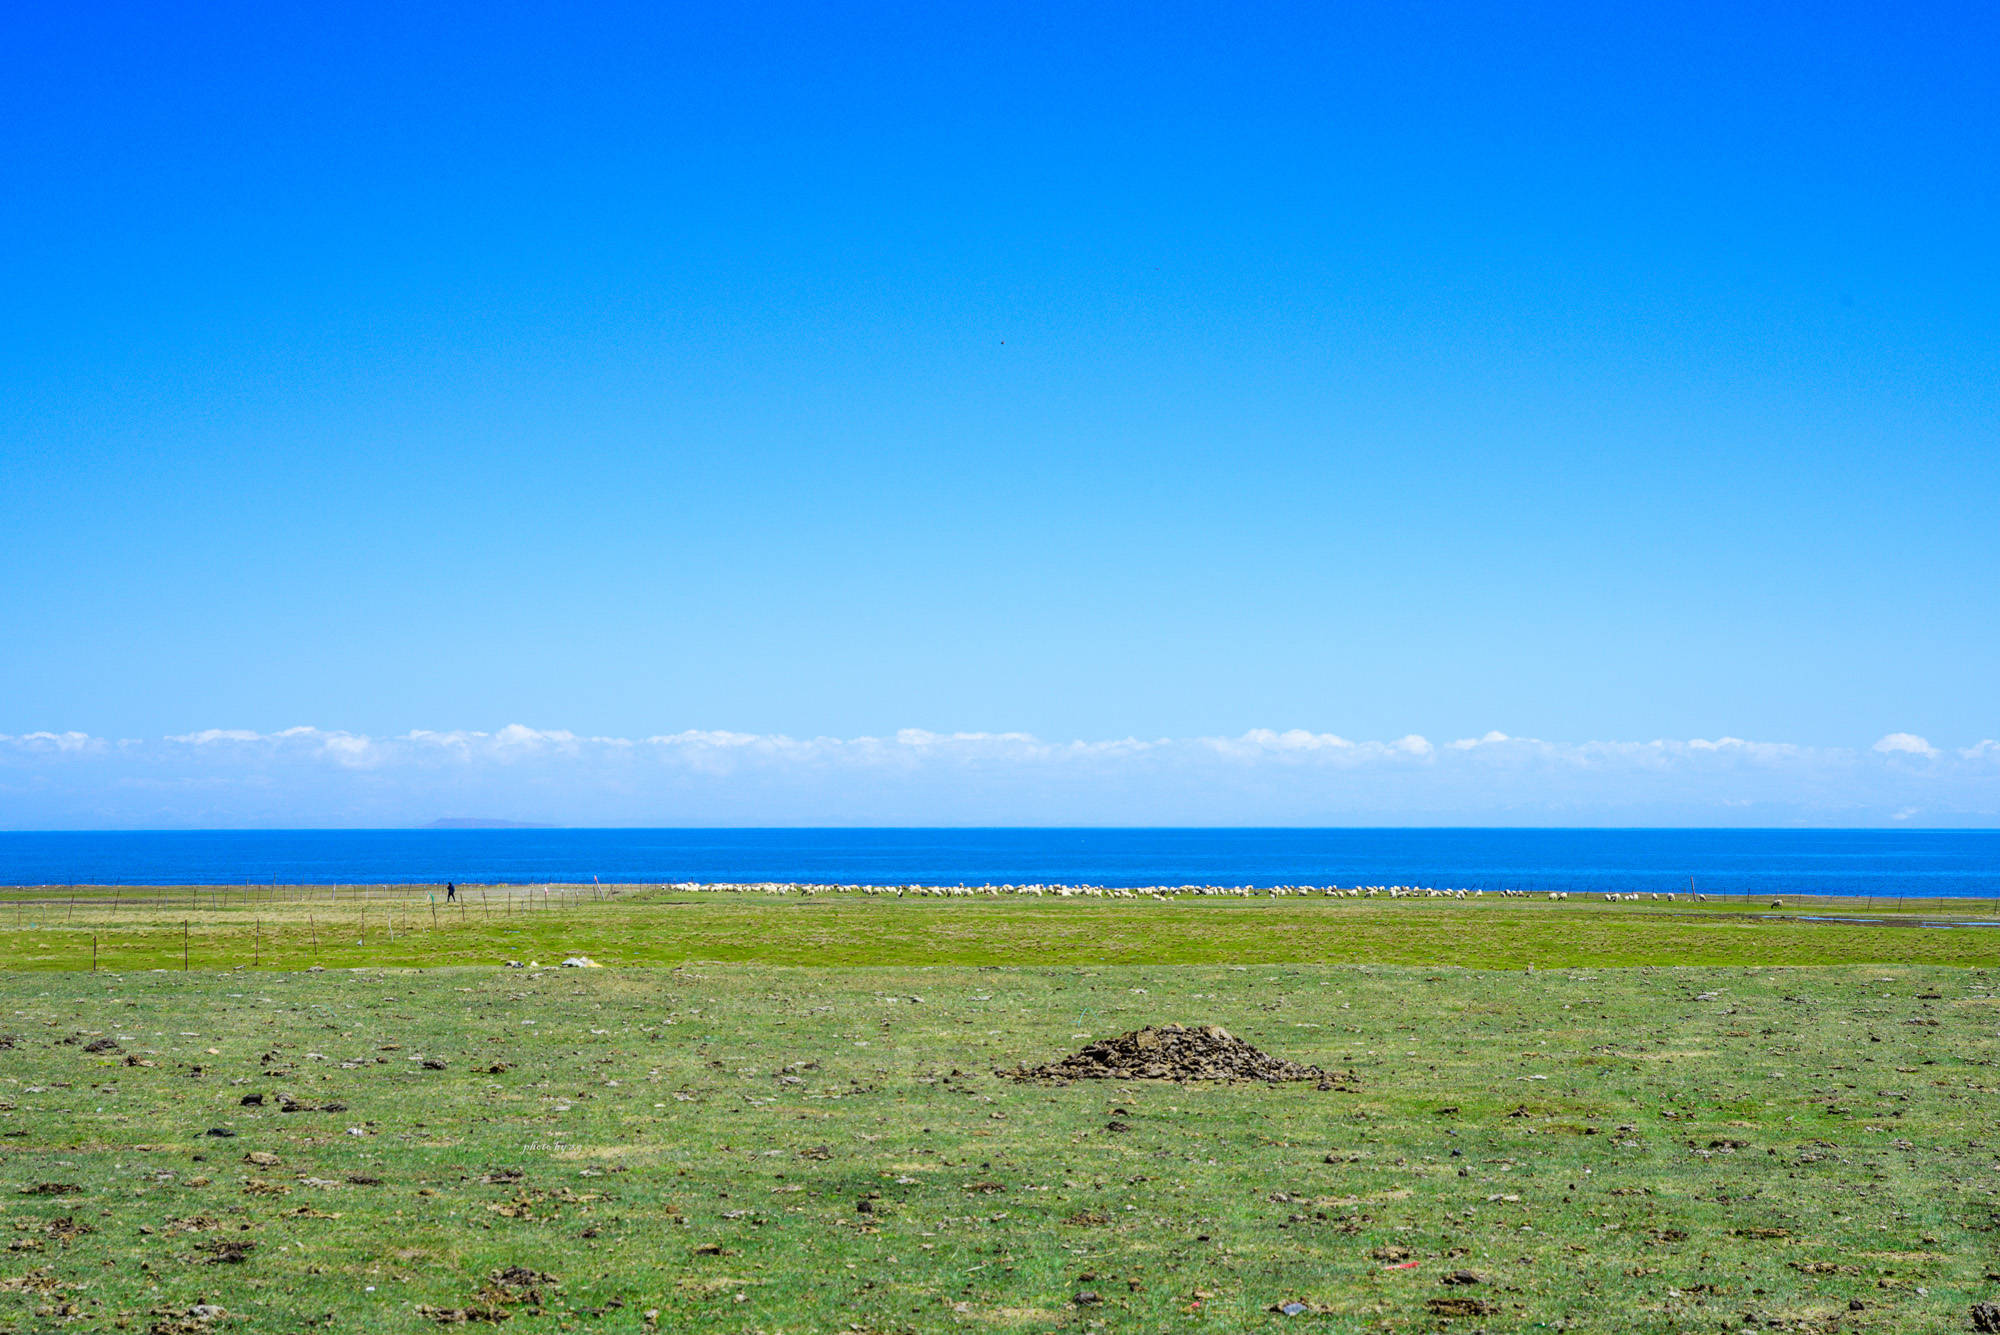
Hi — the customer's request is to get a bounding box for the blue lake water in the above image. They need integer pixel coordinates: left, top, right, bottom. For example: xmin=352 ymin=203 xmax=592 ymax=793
xmin=0 ymin=828 xmax=1996 ymax=899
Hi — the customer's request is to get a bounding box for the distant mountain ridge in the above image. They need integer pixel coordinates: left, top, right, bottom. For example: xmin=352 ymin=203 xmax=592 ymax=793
xmin=421 ymin=818 xmax=555 ymax=830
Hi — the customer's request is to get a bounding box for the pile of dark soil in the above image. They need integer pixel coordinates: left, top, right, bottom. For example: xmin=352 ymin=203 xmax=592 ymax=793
xmin=998 ymin=1024 xmax=1355 ymax=1088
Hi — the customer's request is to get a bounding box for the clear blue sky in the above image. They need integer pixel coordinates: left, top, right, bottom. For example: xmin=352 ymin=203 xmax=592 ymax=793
xmin=2 ymin=3 xmax=1996 ymax=825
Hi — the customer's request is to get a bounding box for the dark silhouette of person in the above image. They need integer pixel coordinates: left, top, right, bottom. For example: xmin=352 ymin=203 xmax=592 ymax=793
xmin=446 ymin=882 xmax=457 ymax=903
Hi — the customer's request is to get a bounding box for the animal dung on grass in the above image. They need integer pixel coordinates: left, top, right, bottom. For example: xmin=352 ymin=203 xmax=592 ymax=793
xmin=197 ymin=1239 xmax=257 ymax=1264
xmin=1426 ymin=1295 xmax=1497 ymax=1318
xmin=997 ymin=1024 xmax=1355 ymax=1087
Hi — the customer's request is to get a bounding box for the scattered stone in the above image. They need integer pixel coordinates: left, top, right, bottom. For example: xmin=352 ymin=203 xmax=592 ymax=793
xmin=998 ymin=1024 xmax=1355 ymax=1086
xmin=242 ymin=1152 xmax=281 ymax=1167
xmin=561 ymin=957 xmax=602 ymax=968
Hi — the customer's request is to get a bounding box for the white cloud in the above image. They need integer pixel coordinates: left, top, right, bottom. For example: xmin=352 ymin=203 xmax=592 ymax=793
xmin=162 ymin=726 xmax=378 ymax=766
xmin=494 ymin=724 xmax=578 ymax=748
xmin=0 ymin=730 xmax=100 ymax=753
xmin=4 ymin=724 xmax=1999 ymax=827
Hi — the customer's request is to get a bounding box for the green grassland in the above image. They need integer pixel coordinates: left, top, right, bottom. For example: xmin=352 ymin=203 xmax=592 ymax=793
xmin=2 ymin=891 xmax=1998 ymax=1333
xmin=2 ymin=884 xmax=1998 ymax=971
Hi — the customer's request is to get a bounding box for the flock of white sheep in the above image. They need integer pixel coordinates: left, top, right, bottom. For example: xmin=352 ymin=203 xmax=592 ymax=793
xmin=660 ymin=881 xmax=1702 ymax=902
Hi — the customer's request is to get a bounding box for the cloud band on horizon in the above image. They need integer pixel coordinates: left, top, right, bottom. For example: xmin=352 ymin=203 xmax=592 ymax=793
xmin=1 ymin=726 xmax=1996 ymax=829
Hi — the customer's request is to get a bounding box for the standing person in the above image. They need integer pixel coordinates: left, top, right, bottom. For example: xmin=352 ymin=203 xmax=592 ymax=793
xmin=446 ymin=882 xmax=456 ymax=903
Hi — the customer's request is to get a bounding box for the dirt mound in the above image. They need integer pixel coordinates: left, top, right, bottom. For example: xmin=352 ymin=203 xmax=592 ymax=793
xmin=998 ymin=1024 xmax=1355 ymax=1087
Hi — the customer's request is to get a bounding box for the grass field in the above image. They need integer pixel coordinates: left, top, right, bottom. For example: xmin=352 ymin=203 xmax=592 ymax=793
xmin=2 ymin=883 xmax=1998 ymax=972
xmin=2 ymin=890 xmax=1998 ymax=1333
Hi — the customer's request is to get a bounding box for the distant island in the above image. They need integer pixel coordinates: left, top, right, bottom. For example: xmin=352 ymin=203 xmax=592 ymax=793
xmin=421 ymin=818 xmax=555 ymax=830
